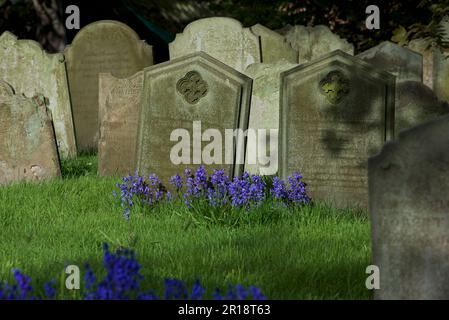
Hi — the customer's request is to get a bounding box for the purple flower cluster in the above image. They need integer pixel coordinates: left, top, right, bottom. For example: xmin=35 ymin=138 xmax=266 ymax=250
xmin=0 ymin=244 xmax=266 ymax=301
xmin=84 ymin=244 xmax=143 ymax=300
xmin=114 ymin=172 xmax=170 ymax=219
xmin=0 ymin=270 xmax=55 ymax=300
xmin=114 ymin=167 xmax=311 ymax=218
xmin=271 ymin=173 xmax=311 ymax=205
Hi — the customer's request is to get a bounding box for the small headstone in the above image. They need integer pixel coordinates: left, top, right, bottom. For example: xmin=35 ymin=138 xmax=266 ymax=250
xmin=65 ymin=20 xmax=154 ymax=151
xmin=369 ymin=114 xmax=449 ymax=299
xmin=0 ymin=80 xmax=61 ymax=185
xmin=357 ymin=41 xmax=423 ymax=83
xmin=135 ymin=52 xmax=252 ymax=185
xmin=244 ymin=61 xmax=297 ymax=176
xmin=0 ymin=31 xmax=76 ymax=158
xmin=277 ymin=25 xmax=354 ymax=63
xmin=169 ymin=17 xmax=261 ymax=73
xmin=98 ymin=71 xmax=144 ymax=176
xmin=279 ymin=50 xmax=395 ymax=209
xmin=396 ymin=81 xmax=449 ymax=134
xmin=250 ymin=24 xmax=297 ymax=64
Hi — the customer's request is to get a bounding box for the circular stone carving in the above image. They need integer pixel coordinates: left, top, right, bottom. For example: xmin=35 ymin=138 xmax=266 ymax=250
xmin=319 ymin=70 xmax=350 ymax=104
xmin=176 ymin=71 xmax=208 ymax=104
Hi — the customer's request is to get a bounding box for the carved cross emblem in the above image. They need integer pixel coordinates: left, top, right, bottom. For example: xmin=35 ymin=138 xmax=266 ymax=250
xmin=176 ymin=71 xmax=208 ymax=104
xmin=319 ymin=70 xmax=350 ymax=104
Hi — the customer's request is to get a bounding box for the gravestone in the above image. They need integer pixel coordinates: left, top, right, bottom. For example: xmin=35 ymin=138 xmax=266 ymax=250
xmin=98 ymin=71 xmax=144 ymax=176
xmin=0 ymin=31 xmax=76 ymax=158
xmin=369 ymin=114 xmax=449 ymax=299
xmin=279 ymin=50 xmax=395 ymax=209
xmin=135 ymin=52 xmax=252 ymax=185
xmin=408 ymin=39 xmax=449 ymax=104
xmin=357 ymin=41 xmax=423 ymax=83
xmin=277 ymin=25 xmax=354 ymax=64
xmin=395 ymin=81 xmax=449 ymax=134
xmin=0 ymin=80 xmax=61 ymax=185
xmin=65 ymin=20 xmax=153 ymax=151
xmin=244 ymin=61 xmax=297 ymax=176
xmin=250 ymin=24 xmax=297 ymax=64
xmin=169 ymin=17 xmax=261 ymax=73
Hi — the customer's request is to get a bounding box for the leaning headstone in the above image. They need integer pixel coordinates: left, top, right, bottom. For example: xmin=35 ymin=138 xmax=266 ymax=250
xmin=169 ymin=17 xmax=261 ymax=73
xmin=98 ymin=71 xmax=144 ymax=176
xmin=357 ymin=41 xmax=423 ymax=83
xmin=244 ymin=61 xmax=297 ymax=176
xmin=395 ymin=81 xmax=449 ymax=134
xmin=135 ymin=52 xmax=252 ymax=185
xmin=0 ymin=31 xmax=76 ymax=158
xmin=250 ymin=24 xmax=297 ymax=64
xmin=0 ymin=80 xmax=61 ymax=185
xmin=369 ymin=114 xmax=449 ymax=299
xmin=277 ymin=25 xmax=354 ymax=63
xmin=279 ymin=50 xmax=395 ymax=209
xmin=65 ymin=20 xmax=154 ymax=151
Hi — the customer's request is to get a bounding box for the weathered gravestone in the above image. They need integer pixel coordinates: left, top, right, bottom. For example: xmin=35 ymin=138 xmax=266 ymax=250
xmin=244 ymin=61 xmax=297 ymax=176
xmin=356 ymin=41 xmax=444 ymax=135
xmin=135 ymin=52 xmax=252 ymax=185
xmin=395 ymin=81 xmax=449 ymax=134
xmin=369 ymin=114 xmax=449 ymax=299
xmin=408 ymin=39 xmax=449 ymax=105
xmin=169 ymin=17 xmax=261 ymax=73
xmin=65 ymin=20 xmax=154 ymax=151
xmin=279 ymin=50 xmax=395 ymax=209
xmin=0 ymin=80 xmax=61 ymax=185
xmin=0 ymin=31 xmax=76 ymax=158
xmin=357 ymin=41 xmax=423 ymax=83
xmin=277 ymin=25 xmax=354 ymax=64
xmin=249 ymin=24 xmax=297 ymax=64
xmin=98 ymin=71 xmax=144 ymax=176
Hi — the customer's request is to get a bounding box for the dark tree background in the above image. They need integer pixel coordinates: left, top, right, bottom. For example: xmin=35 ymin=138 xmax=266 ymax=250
xmin=0 ymin=0 xmax=448 ymax=56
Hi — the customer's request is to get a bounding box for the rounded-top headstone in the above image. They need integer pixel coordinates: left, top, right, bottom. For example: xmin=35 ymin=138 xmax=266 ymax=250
xmin=64 ymin=20 xmax=154 ymax=152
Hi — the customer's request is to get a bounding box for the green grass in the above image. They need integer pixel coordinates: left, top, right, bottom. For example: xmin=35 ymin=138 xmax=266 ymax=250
xmin=0 ymin=155 xmax=372 ymax=299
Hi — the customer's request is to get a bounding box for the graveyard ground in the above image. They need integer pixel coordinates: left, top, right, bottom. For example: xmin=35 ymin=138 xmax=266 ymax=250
xmin=0 ymin=154 xmax=372 ymax=299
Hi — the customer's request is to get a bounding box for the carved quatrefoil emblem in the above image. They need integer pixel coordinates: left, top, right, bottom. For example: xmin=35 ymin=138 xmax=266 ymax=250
xmin=319 ymin=70 xmax=350 ymax=104
xmin=176 ymin=71 xmax=208 ymax=104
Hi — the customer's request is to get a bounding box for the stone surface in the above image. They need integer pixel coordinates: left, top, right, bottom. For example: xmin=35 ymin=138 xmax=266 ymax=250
xmin=98 ymin=71 xmax=144 ymax=176
xmin=357 ymin=41 xmax=423 ymax=82
xmin=0 ymin=80 xmax=61 ymax=185
xmin=65 ymin=20 xmax=153 ymax=151
xmin=408 ymin=39 xmax=449 ymax=104
xmin=135 ymin=52 xmax=252 ymax=185
xmin=277 ymin=25 xmax=354 ymax=63
xmin=0 ymin=31 xmax=76 ymax=158
xmin=169 ymin=17 xmax=261 ymax=73
xmin=279 ymin=50 xmax=395 ymax=209
xmin=244 ymin=61 xmax=297 ymax=176
xmin=396 ymin=81 xmax=449 ymax=134
xmin=250 ymin=24 xmax=297 ymax=64
xmin=369 ymin=114 xmax=449 ymax=299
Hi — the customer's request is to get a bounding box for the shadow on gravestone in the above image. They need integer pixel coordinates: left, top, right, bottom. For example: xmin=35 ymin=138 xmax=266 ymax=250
xmin=279 ymin=50 xmax=395 ymax=210
xmin=0 ymin=80 xmax=61 ymax=185
xmin=396 ymin=81 xmax=449 ymax=135
xmin=64 ymin=20 xmax=154 ymax=152
xmin=369 ymin=114 xmax=449 ymax=300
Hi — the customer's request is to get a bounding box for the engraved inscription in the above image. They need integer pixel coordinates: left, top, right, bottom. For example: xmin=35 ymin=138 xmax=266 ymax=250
xmin=176 ymin=71 xmax=208 ymax=104
xmin=319 ymin=70 xmax=350 ymax=104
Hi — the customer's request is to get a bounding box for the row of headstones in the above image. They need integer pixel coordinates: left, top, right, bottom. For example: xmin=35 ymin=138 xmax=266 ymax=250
xmin=1 ymin=17 xmax=449 ymax=299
